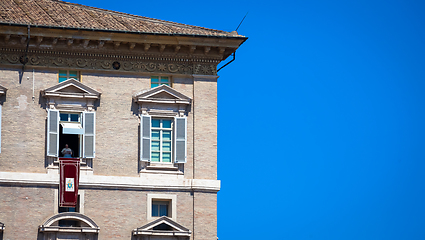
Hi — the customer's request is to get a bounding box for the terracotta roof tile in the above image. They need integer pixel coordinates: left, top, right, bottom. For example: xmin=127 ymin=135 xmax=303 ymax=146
xmin=0 ymin=0 xmax=245 ymax=38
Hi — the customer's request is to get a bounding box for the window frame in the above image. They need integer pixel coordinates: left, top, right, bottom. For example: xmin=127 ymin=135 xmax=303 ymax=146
xmin=140 ymin=115 xmax=187 ymax=164
xmin=147 ymin=194 xmax=176 ymax=221
xmin=150 ymin=76 xmax=171 ymax=88
xmin=151 ymin=200 xmax=170 ymax=217
xmin=60 ymin=112 xmax=81 ymax=123
xmin=151 ymin=118 xmax=173 ymax=163
xmin=58 ymin=70 xmax=81 ymax=83
xmin=47 ymin=109 xmax=95 ymax=159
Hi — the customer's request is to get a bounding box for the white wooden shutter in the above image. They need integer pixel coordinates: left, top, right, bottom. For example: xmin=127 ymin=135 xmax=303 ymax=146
xmin=47 ymin=109 xmax=59 ymax=157
xmin=174 ymin=117 xmax=187 ymax=163
xmin=0 ymin=104 xmax=2 ymax=153
xmin=140 ymin=115 xmax=151 ymax=161
xmin=83 ymin=112 xmax=95 ymax=158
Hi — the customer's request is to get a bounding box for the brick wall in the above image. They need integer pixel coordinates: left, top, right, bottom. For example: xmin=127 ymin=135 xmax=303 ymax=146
xmin=194 ymin=191 xmax=217 ymax=240
xmin=0 ymin=67 xmax=219 ymax=239
xmin=0 ymin=67 xmax=57 ymax=173
xmin=194 ymin=78 xmax=218 ymax=180
xmin=0 ymin=185 xmax=55 ymax=239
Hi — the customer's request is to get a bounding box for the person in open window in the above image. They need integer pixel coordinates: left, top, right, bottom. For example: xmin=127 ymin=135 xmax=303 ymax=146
xmin=61 ymin=144 xmax=73 ymax=158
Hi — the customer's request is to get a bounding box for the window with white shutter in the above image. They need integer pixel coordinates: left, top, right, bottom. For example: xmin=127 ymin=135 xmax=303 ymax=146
xmin=140 ymin=116 xmax=187 ymax=164
xmin=47 ymin=110 xmax=96 ymax=159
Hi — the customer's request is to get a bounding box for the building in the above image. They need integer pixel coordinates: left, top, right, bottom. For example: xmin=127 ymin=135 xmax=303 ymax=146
xmin=0 ymin=0 xmax=247 ymax=239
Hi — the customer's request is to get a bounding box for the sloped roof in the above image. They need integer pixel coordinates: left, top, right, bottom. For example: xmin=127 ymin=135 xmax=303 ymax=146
xmin=0 ymin=0 xmax=244 ymax=38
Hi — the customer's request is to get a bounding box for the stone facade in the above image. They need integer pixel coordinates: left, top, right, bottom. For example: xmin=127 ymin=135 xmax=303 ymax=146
xmin=0 ymin=1 xmax=246 ymax=239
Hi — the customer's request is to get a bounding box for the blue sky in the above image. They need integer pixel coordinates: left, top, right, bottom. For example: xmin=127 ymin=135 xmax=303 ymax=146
xmin=72 ymin=0 xmax=425 ymax=239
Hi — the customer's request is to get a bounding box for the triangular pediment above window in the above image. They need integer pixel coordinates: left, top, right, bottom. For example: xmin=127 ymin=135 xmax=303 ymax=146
xmin=133 ymin=216 xmax=191 ymax=237
xmin=42 ymin=79 xmax=101 ymax=100
xmin=42 ymin=79 xmax=101 ymax=110
xmin=133 ymin=85 xmax=191 ymax=105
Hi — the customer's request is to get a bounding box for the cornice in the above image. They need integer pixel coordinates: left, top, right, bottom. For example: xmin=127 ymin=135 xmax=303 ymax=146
xmin=0 ymin=25 xmax=243 ymax=61
xmin=0 ymin=48 xmax=218 ymax=75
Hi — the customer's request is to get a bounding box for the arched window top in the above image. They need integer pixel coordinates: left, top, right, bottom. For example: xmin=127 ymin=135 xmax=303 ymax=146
xmin=39 ymin=212 xmax=99 ymax=233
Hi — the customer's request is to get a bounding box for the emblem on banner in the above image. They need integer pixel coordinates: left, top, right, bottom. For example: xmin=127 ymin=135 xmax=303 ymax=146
xmin=65 ymin=178 xmax=75 ymax=192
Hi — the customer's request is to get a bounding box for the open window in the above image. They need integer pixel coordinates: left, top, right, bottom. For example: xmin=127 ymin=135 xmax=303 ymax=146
xmin=47 ymin=110 xmax=95 ymax=159
xmin=134 ymin=85 xmax=191 ymax=172
xmin=42 ymin=79 xmax=101 ymax=171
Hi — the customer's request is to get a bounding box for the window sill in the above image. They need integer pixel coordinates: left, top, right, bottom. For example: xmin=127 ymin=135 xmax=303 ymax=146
xmin=141 ymin=163 xmax=183 ymax=175
xmin=146 ymin=163 xmax=178 ymax=171
xmin=47 ymin=157 xmax=93 ymax=174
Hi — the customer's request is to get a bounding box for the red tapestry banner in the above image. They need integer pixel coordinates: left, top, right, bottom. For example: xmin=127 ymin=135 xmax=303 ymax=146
xmin=59 ymin=158 xmax=80 ymax=208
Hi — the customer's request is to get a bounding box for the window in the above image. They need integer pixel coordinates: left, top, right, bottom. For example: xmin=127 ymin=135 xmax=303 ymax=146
xmin=47 ymin=110 xmax=95 ymax=159
xmin=60 ymin=113 xmax=81 ymax=123
xmin=151 ymin=119 xmax=172 ymax=163
xmin=140 ymin=116 xmax=187 ymax=163
xmin=151 ymin=76 xmax=170 ymax=88
xmin=59 ymin=70 xmax=80 ymax=83
xmin=147 ymin=194 xmax=176 ymax=221
xmin=152 ymin=200 xmax=170 ymax=217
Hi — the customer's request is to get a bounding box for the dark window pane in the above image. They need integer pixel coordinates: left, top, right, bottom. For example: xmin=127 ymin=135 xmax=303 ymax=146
xmin=152 ymin=204 xmax=159 ymax=217
xmin=159 ymin=204 xmax=168 ymax=216
xmin=60 ymin=113 xmax=68 ymax=121
xmin=70 ymin=114 xmax=79 ymax=122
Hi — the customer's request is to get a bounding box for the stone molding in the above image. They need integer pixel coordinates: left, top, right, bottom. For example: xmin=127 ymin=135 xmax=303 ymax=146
xmin=133 ymin=216 xmax=191 ymax=237
xmin=133 ymin=84 xmax=192 ymax=106
xmin=39 ymin=212 xmax=99 ymax=235
xmin=0 ymin=171 xmax=220 ymax=192
xmin=0 ymin=48 xmax=219 ymax=75
xmin=42 ymin=79 xmax=101 ymax=111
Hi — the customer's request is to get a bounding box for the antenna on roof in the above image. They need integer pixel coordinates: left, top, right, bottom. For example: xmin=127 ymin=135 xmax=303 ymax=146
xmin=235 ymin=12 xmax=248 ymax=32
xmin=218 ymin=12 xmax=248 ymax=73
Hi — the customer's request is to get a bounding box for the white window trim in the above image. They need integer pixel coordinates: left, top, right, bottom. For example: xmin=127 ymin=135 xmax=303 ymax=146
xmin=147 ymin=194 xmax=177 ymax=221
